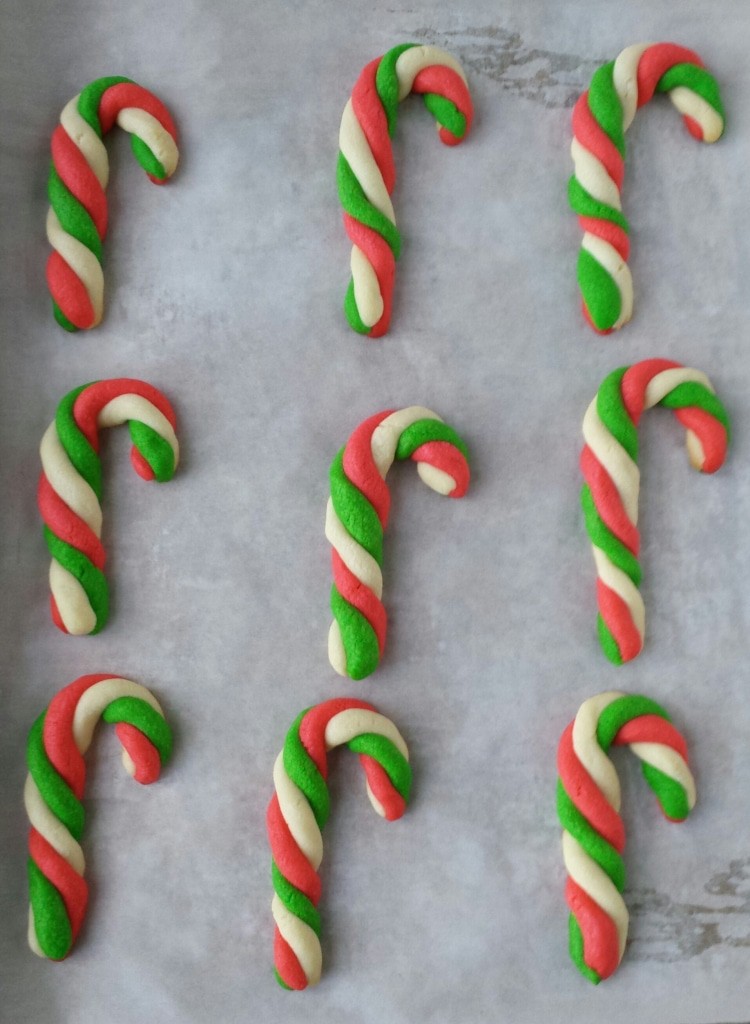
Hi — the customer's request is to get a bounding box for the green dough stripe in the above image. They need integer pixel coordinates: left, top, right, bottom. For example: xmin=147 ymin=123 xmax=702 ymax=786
xmin=330 ymin=449 xmax=384 ymax=564
xmin=28 ymin=858 xmax=73 ymax=961
xmin=581 ymin=487 xmax=641 ymax=583
xmin=43 ymin=527 xmax=109 ymax=633
xmin=272 ymin=862 xmax=321 ymax=936
xmin=347 ymin=733 xmax=412 ymax=803
xmin=396 ymin=418 xmax=469 ymax=460
xmin=569 ymin=916 xmax=601 ymax=984
xmin=102 ymin=697 xmax=173 ymax=765
xmin=27 ymin=713 xmax=85 ymax=840
xmin=568 ymin=177 xmax=629 ymax=231
xmin=586 ymin=62 xmax=625 ymax=155
xmin=330 ymin=587 xmax=381 ymax=681
xmin=657 ymin=64 xmax=725 ymax=119
xmin=595 ymin=368 xmax=638 ymax=460
xmin=557 ymin=783 xmax=624 ymax=890
xmin=575 ymin=249 xmax=623 ymax=331
xmin=283 ymin=711 xmax=330 ymax=830
xmin=55 ymin=384 xmax=102 ymax=497
xmin=337 ymin=155 xmax=401 ymax=258
xmin=128 ymin=420 xmax=178 ymax=481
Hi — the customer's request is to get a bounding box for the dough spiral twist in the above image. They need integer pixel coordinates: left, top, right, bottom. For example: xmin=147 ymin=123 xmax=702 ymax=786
xmin=581 ymin=358 xmax=729 ymax=663
xmin=326 ymin=406 xmax=470 ymax=679
xmin=46 ymin=76 xmax=179 ymax=331
xmin=25 ymin=674 xmax=172 ymax=960
xmin=338 ymin=43 xmax=473 ymax=336
xmin=38 ymin=378 xmax=179 ymax=635
xmin=569 ymin=43 xmax=724 ymax=332
xmin=557 ymin=691 xmax=695 ymax=983
xmin=267 ymin=698 xmax=411 ymax=990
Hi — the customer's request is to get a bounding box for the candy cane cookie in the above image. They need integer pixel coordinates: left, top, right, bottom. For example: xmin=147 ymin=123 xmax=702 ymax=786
xmin=25 ymin=674 xmax=172 ymax=960
xmin=267 ymin=698 xmax=411 ymax=989
xmin=338 ymin=43 xmax=473 ymax=337
xmin=570 ymin=43 xmax=725 ymax=332
xmin=326 ymin=406 xmax=470 ymax=679
xmin=557 ymin=691 xmax=695 ymax=983
xmin=581 ymin=358 xmax=729 ymax=664
xmin=38 ymin=379 xmax=179 ymax=635
xmin=47 ymin=76 xmax=179 ymax=330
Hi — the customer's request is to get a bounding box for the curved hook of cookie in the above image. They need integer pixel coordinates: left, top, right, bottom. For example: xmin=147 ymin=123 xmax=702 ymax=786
xmin=580 ymin=358 xmax=729 ymax=664
xmin=338 ymin=43 xmax=473 ymax=337
xmin=46 ymin=76 xmax=179 ymax=331
xmin=25 ymin=674 xmax=173 ymax=960
xmin=326 ymin=406 xmax=470 ymax=679
xmin=267 ymin=698 xmax=411 ymax=989
xmin=557 ymin=691 xmax=695 ymax=983
xmin=569 ymin=42 xmax=724 ymax=333
xmin=38 ymin=378 xmax=180 ymax=635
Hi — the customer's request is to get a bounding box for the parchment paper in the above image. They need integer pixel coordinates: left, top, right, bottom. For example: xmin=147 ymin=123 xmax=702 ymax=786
xmin=1 ymin=2 xmax=749 ymax=1022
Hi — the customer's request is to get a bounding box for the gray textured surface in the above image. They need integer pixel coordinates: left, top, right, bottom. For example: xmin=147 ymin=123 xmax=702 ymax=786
xmin=1 ymin=1 xmax=749 ymax=1022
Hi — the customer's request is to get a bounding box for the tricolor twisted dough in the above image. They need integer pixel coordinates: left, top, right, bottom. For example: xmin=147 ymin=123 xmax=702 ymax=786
xmin=38 ymin=378 xmax=179 ymax=635
xmin=25 ymin=674 xmax=172 ymax=960
xmin=326 ymin=406 xmax=470 ymax=679
xmin=581 ymin=358 xmax=729 ymax=663
xmin=267 ymin=698 xmax=411 ymax=990
xmin=557 ymin=691 xmax=695 ymax=983
xmin=47 ymin=76 xmax=179 ymax=331
xmin=569 ymin=43 xmax=725 ymax=332
xmin=338 ymin=43 xmax=473 ymax=336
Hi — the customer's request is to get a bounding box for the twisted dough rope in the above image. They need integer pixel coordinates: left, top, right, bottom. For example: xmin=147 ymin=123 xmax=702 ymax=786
xmin=557 ymin=691 xmax=695 ymax=983
xmin=25 ymin=674 xmax=172 ymax=960
xmin=326 ymin=406 xmax=470 ymax=679
xmin=338 ymin=43 xmax=473 ymax=337
xmin=267 ymin=698 xmax=411 ymax=990
xmin=569 ymin=42 xmax=725 ymax=333
xmin=581 ymin=358 xmax=729 ymax=664
xmin=47 ymin=76 xmax=179 ymax=331
xmin=38 ymin=378 xmax=179 ymax=635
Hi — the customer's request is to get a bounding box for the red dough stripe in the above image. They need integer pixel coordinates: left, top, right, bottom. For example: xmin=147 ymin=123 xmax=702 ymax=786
xmin=359 ymin=755 xmax=405 ymax=821
xmin=37 ymin=475 xmax=106 ymax=568
xmin=572 ymin=93 xmax=625 ymax=190
xmin=72 ymin=378 xmax=177 ymax=449
xmin=352 ymin=58 xmax=395 ymax=192
xmin=597 ymin=579 xmax=643 ymax=661
xmin=114 ymin=723 xmax=161 ymax=784
xmin=297 ymin=698 xmax=376 ymax=776
xmin=267 ymin=796 xmax=321 ymax=903
xmin=28 ymin=828 xmax=88 ymax=943
xmin=620 ymin=358 xmax=680 ymax=421
xmin=97 ymin=83 xmax=177 ymax=141
xmin=557 ymin=723 xmax=625 ymax=851
xmin=581 ymin=446 xmax=639 ymax=556
xmin=413 ymin=65 xmax=473 ymax=144
xmin=45 ymin=252 xmax=96 ymax=330
xmin=274 ymin=928 xmax=308 ymax=989
xmin=636 ymin=44 xmax=704 ymax=107
xmin=576 ymin=216 xmax=630 ymax=261
xmin=565 ymin=877 xmax=621 ymax=980
xmin=613 ymin=714 xmax=688 ymax=759
xmin=51 ymin=126 xmax=107 ymax=236
xmin=331 ymin=550 xmax=387 ymax=653
xmin=42 ymin=674 xmax=108 ymax=796
xmin=674 ymin=407 xmax=728 ymax=473
xmin=342 ymin=214 xmax=395 ymax=338
xmin=411 ymin=439 xmax=469 ymax=497
xmin=341 ymin=410 xmax=394 ymax=525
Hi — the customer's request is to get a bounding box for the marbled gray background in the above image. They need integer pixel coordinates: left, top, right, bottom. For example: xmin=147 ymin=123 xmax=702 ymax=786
xmin=0 ymin=1 xmax=749 ymax=1022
